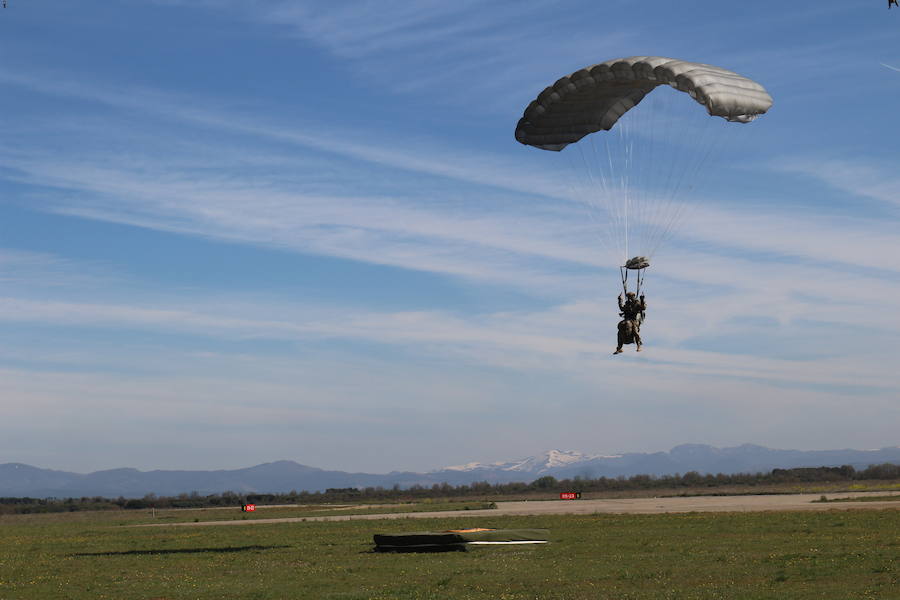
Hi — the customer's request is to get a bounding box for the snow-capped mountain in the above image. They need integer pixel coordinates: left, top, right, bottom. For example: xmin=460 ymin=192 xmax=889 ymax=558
xmin=434 ymin=444 xmax=900 ymax=484
xmin=443 ymin=450 xmax=621 ymax=474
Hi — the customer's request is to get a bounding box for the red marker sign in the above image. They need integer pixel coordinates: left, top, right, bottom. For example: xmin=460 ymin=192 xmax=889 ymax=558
xmin=242 ymin=504 xmax=256 ymax=512
xmin=559 ymin=492 xmax=581 ymax=500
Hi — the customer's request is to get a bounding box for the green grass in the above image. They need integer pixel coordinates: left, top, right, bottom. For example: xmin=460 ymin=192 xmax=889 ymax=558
xmin=1 ymin=508 xmax=898 ymax=599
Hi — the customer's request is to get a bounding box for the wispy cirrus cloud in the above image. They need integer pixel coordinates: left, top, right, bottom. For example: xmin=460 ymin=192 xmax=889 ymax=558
xmin=0 ymin=67 xmax=568 ymax=200
xmin=773 ymin=158 xmax=900 ymax=210
xmin=153 ymin=0 xmax=638 ymax=111
xmin=0 ymin=249 xmax=117 ymax=288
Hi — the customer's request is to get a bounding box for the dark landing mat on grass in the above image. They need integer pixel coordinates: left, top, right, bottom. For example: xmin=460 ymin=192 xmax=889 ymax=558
xmin=373 ymin=528 xmax=549 ymax=553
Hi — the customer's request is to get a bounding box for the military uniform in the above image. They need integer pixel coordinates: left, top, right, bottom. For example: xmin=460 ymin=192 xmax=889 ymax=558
xmin=614 ymin=293 xmax=646 ymax=354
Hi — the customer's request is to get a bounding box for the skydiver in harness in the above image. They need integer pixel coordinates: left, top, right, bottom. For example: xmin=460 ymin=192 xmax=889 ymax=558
xmin=614 ymin=256 xmax=648 ymax=355
xmin=614 ymin=292 xmax=646 ymax=354
xmin=891 ymin=0 xmax=899 ymax=8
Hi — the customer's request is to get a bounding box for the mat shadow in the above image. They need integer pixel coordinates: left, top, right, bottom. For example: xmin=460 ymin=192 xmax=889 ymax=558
xmin=73 ymin=544 xmax=290 ymax=557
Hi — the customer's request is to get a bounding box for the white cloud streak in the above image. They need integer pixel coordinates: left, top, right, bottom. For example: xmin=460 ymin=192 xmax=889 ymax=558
xmin=774 ymin=158 xmax=900 ymax=210
xmin=1 ymin=277 xmax=898 ymax=391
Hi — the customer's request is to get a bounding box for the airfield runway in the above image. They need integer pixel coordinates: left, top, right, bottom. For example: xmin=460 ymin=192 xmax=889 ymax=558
xmin=145 ymin=491 xmax=900 ymax=527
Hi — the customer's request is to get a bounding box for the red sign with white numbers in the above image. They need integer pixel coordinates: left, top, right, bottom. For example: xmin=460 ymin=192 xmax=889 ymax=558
xmin=559 ymin=492 xmax=581 ymax=500
xmin=242 ymin=504 xmax=256 ymax=512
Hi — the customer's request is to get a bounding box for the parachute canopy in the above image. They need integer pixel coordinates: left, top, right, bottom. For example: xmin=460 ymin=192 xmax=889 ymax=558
xmin=513 ymin=56 xmax=771 ymax=270
xmin=515 ymin=56 xmax=773 ymax=151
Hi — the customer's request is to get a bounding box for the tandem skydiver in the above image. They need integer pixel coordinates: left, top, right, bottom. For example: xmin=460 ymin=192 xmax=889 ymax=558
xmin=613 ymin=291 xmax=646 ymax=355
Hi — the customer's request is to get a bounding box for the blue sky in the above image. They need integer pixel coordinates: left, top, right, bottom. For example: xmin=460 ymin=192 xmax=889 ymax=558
xmin=1 ymin=1 xmax=898 ymax=473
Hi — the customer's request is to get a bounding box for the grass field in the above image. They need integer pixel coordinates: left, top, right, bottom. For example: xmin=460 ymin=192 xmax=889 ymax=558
xmin=2 ymin=504 xmax=898 ymax=599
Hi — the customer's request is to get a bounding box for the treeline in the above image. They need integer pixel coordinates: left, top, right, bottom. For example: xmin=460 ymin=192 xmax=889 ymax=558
xmin=3 ymin=463 xmax=898 ymax=514
xmin=0 ymin=491 xmax=245 ymax=514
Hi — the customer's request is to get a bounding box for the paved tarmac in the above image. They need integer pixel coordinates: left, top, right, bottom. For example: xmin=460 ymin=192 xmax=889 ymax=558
xmin=141 ymin=491 xmax=900 ymax=527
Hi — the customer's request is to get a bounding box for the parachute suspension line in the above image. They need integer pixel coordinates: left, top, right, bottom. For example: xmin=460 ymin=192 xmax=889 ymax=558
xmin=591 ymin=129 xmax=625 ymax=262
xmin=561 ymin=142 xmax=601 ymax=259
xmin=590 ymin=136 xmax=626 ymax=259
xmin=624 ymin=121 xmax=637 ymax=264
xmin=639 ymin=91 xmax=722 ymax=260
xmin=593 ymin=87 xmax=683 ymax=265
xmin=571 ymin=137 xmax=620 ymax=261
xmin=561 ymin=109 xmax=624 ymax=266
xmin=644 ymin=115 xmax=734 ymax=259
xmin=586 ymin=89 xmax=675 ymax=266
xmin=607 ymin=130 xmax=626 ymax=263
xmin=642 ymin=89 xmax=668 ymax=263
xmin=556 ymin=81 xmax=762 ymax=275
xmin=647 ymin=122 xmax=716 ymax=256
xmin=625 ymin=118 xmax=633 ymax=263
xmin=609 ymin=166 xmax=628 ymax=259
xmin=634 ymin=91 xmax=654 ymax=264
xmin=581 ymin=86 xmax=725 ymax=265
xmin=641 ymin=88 xmax=698 ymax=259
xmin=623 ymin=138 xmax=628 ymax=264
xmin=653 ymin=110 xmax=712 ymax=252
xmin=624 ymin=89 xmax=655 ymax=260
xmin=587 ymin=130 xmax=622 ymax=259
xmin=637 ymin=89 xmax=668 ymax=263
xmin=647 ymin=88 xmax=687 ymax=257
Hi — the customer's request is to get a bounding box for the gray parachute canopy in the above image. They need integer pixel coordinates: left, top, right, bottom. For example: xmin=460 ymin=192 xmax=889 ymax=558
xmin=515 ymin=56 xmax=773 ymax=151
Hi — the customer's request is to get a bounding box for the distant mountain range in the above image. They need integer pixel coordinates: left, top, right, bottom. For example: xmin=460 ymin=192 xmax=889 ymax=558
xmin=3 ymin=444 xmax=899 ymax=499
